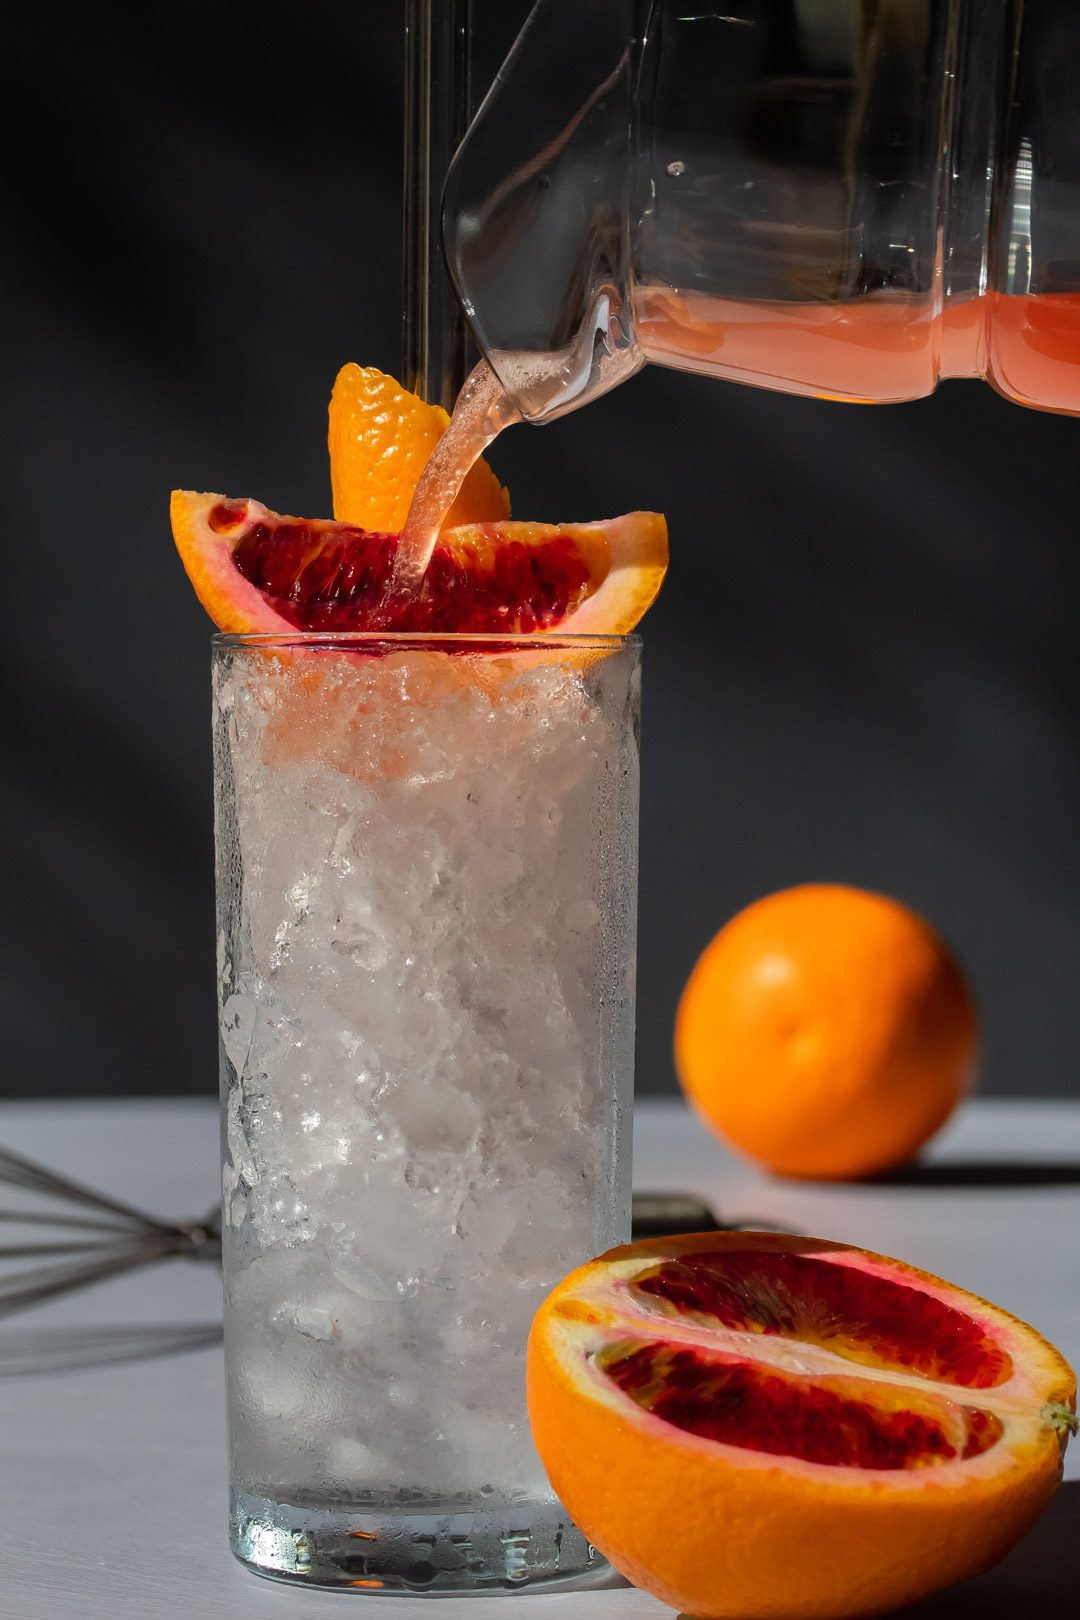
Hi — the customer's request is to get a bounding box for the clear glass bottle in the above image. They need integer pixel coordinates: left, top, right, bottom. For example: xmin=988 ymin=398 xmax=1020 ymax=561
xmin=446 ymin=0 xmax=1080 ymax=420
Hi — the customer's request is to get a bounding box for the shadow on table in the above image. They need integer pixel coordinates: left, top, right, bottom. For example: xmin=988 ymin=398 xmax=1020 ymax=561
xmin=0 ymin=1321 xmax=223 ymax=1376
xmin=863 ymin=1162 xmax=1080 ymax=1189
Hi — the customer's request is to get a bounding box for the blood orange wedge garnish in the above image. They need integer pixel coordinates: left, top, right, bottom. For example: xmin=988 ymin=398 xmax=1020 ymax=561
xmin=528 ymin=1232 xmax=1076 ymax=1620
xmin=328 ymin=363 xmax=509 ymax=532
xmin=170 ymin=491 xmax=667 ymax=636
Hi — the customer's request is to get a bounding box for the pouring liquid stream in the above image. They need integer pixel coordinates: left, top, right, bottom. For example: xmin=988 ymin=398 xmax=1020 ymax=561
xmin=391 ymin=361 xmax=523 ymax=599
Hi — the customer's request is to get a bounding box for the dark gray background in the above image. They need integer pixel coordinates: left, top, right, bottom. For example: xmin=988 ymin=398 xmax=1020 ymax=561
xmin=4 ymin=2 xmax=1078 ymax=1101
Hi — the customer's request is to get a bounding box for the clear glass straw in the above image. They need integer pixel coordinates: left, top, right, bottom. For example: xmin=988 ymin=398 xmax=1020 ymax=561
xmin=402 ymin=0 xmax=473 ymax=410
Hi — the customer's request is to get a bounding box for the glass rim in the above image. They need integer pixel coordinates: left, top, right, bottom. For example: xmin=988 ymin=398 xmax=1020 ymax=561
xmin=212 ymin=630 xmax=640 ymax=651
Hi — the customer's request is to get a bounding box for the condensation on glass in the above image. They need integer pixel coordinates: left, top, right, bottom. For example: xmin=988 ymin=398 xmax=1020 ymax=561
xmin=214 ymin=632 xmax=639 ymax=1592
xmin=446 ymin=0 xmax=1080 ymax=418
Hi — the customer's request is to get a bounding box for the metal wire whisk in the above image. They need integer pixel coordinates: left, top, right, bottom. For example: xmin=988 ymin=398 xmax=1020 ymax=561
xmin=0 ymin=1142 xmax=221 ymax=1320
xmin=0 ymin=1148 xmax=787 ymax=1324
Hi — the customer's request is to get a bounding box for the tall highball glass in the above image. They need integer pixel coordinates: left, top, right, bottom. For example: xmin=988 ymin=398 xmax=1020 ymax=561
xmin=213 ymin=632 xmax=640 ymax=1591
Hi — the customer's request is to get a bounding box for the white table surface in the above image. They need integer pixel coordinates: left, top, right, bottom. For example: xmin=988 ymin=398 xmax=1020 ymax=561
xmin=0 ymin=1098 xmax=1076 ymax=1620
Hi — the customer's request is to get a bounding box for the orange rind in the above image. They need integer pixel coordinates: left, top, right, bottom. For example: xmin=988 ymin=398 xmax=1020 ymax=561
xmin=328 ymin=363 xmax=510 ymax=532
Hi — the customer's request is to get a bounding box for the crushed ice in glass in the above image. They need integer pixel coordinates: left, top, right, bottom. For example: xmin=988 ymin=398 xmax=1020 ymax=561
xmin=215 ymin=645 xmax=637 ymax=1501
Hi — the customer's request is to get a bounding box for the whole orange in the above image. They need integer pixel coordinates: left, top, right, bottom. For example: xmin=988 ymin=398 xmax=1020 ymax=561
xmin=674 ymin=884 xmax=978 ymax=1179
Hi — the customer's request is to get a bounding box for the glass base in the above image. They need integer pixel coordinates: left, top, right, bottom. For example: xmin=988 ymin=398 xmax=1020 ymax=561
xmin=230 ymin=1488 xmax=605 ymax=1593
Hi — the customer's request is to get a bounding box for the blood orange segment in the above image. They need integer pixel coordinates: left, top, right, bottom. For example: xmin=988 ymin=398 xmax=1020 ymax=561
xmin=628 ymin=1247 xmax=1013 ymax=1387
xmin=528 ymin=1232 xmax=1076 ymax=1620
xmin=595 ymin=1339 xmax=1004 ymax=1469
xmin=328 ymin=363 xmax=510 ymax=532
xmin=171 ymin=490 xmax=666 ymax=636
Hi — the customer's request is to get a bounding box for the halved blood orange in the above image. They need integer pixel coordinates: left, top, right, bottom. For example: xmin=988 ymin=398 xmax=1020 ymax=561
xmin=170 ymin=491 xmax=666 ymax=636
xmin=528 ymin=1232 xmax=1076 ymax=1619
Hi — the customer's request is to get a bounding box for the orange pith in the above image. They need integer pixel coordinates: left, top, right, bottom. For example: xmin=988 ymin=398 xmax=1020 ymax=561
xmin=170 ymin=490 xmax=666 ymax=637
xmin=675 ymin=884 xmax=978 ymax=1180
xmin=528 ymin=1232 xmax=1075 ymax=1620
xmin=328 ymin=363 xmax=510 ymax=531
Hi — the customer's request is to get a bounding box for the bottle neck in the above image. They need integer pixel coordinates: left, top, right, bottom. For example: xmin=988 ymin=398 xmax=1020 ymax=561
xmin=936 ymin=0 xmax=1008 ymax=377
